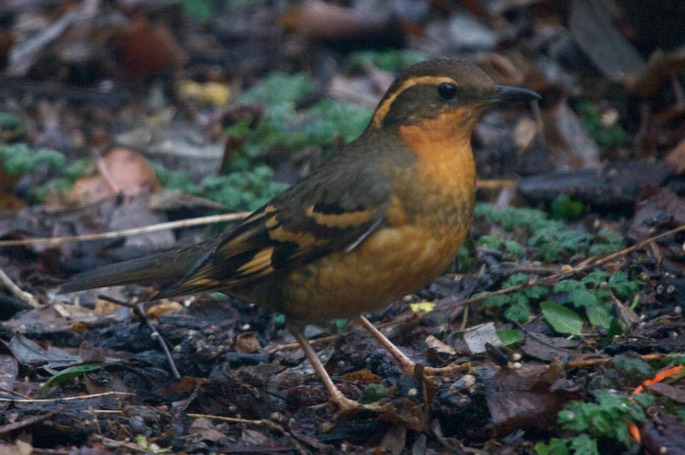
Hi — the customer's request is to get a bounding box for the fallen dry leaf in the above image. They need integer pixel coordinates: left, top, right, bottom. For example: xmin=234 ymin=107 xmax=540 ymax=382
xmin=67 ymin=147 xmax=160 ymax=206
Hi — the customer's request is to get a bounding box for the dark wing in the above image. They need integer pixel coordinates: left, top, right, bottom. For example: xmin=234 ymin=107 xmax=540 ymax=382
xmin=155 ymin=158 xmax=392 ymax=299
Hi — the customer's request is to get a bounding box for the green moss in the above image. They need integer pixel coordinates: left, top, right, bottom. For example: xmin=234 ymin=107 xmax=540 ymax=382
xmin=240 ymin=72 xmax=318 ymax=105
xmin=198 ymin=167 xmax=288 ymax=211
xmin=0 ymin=143 xmax=66 ymax=174
xmin=474 ymin=203 xmax=624 ymax=262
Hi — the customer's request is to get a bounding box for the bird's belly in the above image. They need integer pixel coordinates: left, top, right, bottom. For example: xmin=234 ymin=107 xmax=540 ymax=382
xmin=277 ymin=225 xmax=467 ymax=323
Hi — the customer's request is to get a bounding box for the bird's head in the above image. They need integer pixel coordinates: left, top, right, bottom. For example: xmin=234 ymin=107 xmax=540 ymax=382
xmin=368 ymin=58 xmax=540 ymax=135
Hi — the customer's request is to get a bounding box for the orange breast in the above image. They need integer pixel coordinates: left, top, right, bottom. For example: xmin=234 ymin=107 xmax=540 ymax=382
xmin=278 ymin=223 xmax=468 ymax=322
xmin=275 ymin=117 xmax=477 ymax=323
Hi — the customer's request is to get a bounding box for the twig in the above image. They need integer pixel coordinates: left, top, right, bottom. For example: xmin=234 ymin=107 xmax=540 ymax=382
xmin=0 ymin=212 xmax=250 ymax=248
xmin=0 ymin=268 xmax=40 ymax=308
xmin=476 ymin=179 xmax=517 ymax=191
xmin=98 ymin=295 xmax=181 ymax=379
xmin=267 ymin=334 xmax=340 ymax=354
xmin=566 ymin=353 xmax=674 ymax=369
xmin=186 ymin=412 xmax=309 ymax=455
xmin=91 ymin=434 xmax=161 ymax=453
xmin=0 ymin=410 xmax=58 ymax=435
xmin=0 ymin=391 xmax=134 ymax=403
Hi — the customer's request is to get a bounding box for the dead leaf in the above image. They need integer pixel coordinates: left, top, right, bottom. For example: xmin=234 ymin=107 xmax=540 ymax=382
xmin=665 ymin=137 xmax=685 ymax=175
xmin=628 ymin=187 xmax=685 ymax=241
xmin=235 ymin=332 xmax=261 ymax=354
xmin=2 ymin=304 xmax=106 ymax=336
xmin=540 ymin=98 xmax=600 ymax=170
xmin=485 ymin=363 xmax=573 ymax=435
xmin=145 ymin=301 xmax=184 ymax=319
xmin=9 ymin=333 xmax=81 ymax=368
xmin=646 ymin=382 xmax=685 ymax=404
xmin=569 ymin=0 xmax=644 ymax=82
xmin=380 ymin=424 xmax=406 ymax=455
xmin=189 ymin=417 xmax=227 ymax=443
xmin=280 ymin=0 xmax=405 ymax=44
xmin=640 ymin=408 xmax=685 ymax=455
xmin=425 ymin=335 xmax=456 ymax=356
xmin=463 ymin=322 xmax=500 ymax=354
xmin=520 ymin=332 xmax=577 ymax=362
xmin=0 ymin=355 xmax=18 ymax=411
xmin=67 ymin=147 xmax=160 ymax=206
xmin=114 ymin=18 xmax=187 ymax=80
xmin=240 ymin=428 xmax=269 ymax=446
xmin=627 ymin=46 xmax=685 ymax=98
xmin=341 ymin=368 xmax=382 ymax=384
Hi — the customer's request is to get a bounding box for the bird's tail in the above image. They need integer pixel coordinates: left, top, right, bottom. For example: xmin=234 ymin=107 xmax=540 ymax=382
xmin=60 ymin=242 xmax=211 ymax=294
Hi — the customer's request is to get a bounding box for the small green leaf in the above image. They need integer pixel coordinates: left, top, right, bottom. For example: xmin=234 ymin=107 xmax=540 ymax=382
xmin=497 ymin=329 xmax=524 ymax=347
xmin=477 ymin=235 xmax=503 ymax=250
xmin=568 ymin=288 xmax=598 ymax=309
xmin=585 ymin=303 xmax=613 ymax=329
xmin=504 ymin=240 xmax=525 ymax=257
xmin=534 ymin=438 xmax=571 ymax=455
xmin=503 ymin=272 xmax=529 ymax=287
xmin=361 ymin=383 xmax=386 ymax=403
xmin=553 ymin=280 xmax=584 ymax=294
xmin=607 ymin=317 xmax=624 ymax=338
xmin=569 ymin=434 xmax=599 ymax=455
xmin=331 ymin=318 xmax=349 ymax=332
xmin=551 ymin=193 xmax=583 ymax=221
xmin=40 ymin=364 xmax=104 ymax=394
xmin=524 ymin=285 xmax=548 ymax=300
xmin=540 ymin=301 xmax=584 ymax=335
xmin=611 ymin=354 xmax=653 ymax=379
xmin=582 ymin=270 xmax=610 ymax=288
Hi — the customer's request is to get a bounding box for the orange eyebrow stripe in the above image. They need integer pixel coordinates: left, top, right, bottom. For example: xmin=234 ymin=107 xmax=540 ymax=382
xmin=370 ymin=76 xmax=460 ymax=129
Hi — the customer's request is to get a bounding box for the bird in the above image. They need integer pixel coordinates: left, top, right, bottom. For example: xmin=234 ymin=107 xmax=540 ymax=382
xmin=62 ymin=58 xmax=540 ymax=412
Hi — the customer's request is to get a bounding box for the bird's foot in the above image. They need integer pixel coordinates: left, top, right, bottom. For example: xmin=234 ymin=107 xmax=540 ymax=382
xmin=322 ymin=393 xmax=393 ymax=431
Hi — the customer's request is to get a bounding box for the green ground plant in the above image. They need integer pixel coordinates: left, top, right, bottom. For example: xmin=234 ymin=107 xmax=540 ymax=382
xmin=474 ymin=204 xmax=642 ymax=332
xmin=574 ymin=100 xmax=628 ymax=148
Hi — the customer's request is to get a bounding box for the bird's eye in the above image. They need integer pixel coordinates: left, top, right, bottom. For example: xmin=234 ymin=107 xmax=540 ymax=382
xmin=437 ymin=83 xmax=457 ymax=100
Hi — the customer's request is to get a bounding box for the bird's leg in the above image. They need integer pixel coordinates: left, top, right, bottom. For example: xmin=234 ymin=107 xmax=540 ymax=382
xmin=287 ymin=322 xmax=384 ymax=413
xmin=354 ymin=315 xmax=464 ymax=377
xmin=354 ymin=315 xmax=416 ymax=376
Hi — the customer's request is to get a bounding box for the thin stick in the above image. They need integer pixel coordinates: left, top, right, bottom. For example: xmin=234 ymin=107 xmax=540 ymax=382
xmin=476 ymin=179 xmax=517 ymax=190
xmin=0 ymin=212 xmax=249 ymax=248
xmin=0 ymin=268 xmax=40 ymax=308
xmin=0 ymin=391 xmax=134 ymax=403
xmin=98 ymin=295 xmax=181 ymax=379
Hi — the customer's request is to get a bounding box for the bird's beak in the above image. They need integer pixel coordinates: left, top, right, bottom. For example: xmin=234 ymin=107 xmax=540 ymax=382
xmin=492 ymin=85 xmax=541 ymax=104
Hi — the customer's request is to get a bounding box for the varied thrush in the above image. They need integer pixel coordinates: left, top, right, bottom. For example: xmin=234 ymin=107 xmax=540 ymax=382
xmin=63 ymin=58 xmax=540 ymax=412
